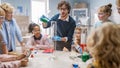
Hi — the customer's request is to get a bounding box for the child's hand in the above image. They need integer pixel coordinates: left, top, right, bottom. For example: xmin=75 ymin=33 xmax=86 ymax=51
xmin=63 ymin=47 xmax=69 ymax=52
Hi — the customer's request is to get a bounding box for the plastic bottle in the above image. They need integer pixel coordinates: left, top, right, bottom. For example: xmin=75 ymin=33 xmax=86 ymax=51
xmin=72 ymin=63 xmax=79 ymax=68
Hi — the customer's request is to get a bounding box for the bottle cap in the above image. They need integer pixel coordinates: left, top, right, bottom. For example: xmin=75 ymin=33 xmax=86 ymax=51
xmin=73 ymin=63 xmax=78 ymax=68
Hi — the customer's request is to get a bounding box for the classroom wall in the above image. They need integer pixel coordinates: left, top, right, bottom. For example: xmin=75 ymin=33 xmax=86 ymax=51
xmin=72 ymin=0 xmax=120 ymax=24
xmin=48 ymin=0 xmax=74 ymax=18
xmin=1 ymin=0 xmax=31 ymax=16
xmin=1 ymin=0 xmax=119 ymax=24
xmin=89 ymin=0 xmax=120 ymax=24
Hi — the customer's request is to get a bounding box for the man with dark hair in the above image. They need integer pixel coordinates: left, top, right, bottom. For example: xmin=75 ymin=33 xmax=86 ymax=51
xmin=42 ymin=1 xmax=76 ymax=51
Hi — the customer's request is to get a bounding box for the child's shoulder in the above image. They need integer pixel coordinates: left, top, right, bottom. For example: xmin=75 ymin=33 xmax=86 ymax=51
xmin=87 ymin=61 xmax=101 ymax=68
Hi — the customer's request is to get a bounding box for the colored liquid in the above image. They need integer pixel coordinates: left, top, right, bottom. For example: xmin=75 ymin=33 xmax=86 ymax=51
xmin=40 ymin=15 xmax=49 ymax=23
xmin=80 ymin=44 xmax=86 ymax=51
xmin=81 ymin=52 xmax=89 ymax=62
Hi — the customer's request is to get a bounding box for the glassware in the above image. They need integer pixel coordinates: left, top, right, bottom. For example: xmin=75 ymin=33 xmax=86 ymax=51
xmin=49 ymin=21 xmax=57 ymax=61
xmin=40 ymin=15 xmax=49 ymax=23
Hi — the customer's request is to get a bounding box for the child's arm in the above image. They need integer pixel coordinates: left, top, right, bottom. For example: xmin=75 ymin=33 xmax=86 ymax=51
xmin=2 ymin=43 xmax=8 ymax=54
xmin=75 ymin=45 xmax=82 ymax=54
xmin=0 ymin=34 xmax=8 ymax=54
xmin=0 ymin=54 xmax=17 ymax=62
xmin=74 ymin=40 xmax=82 ymax=54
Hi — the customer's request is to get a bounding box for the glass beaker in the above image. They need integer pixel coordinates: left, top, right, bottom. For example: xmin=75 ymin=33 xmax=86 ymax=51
xmin=49 ymin=21 xmax=57 ymax=61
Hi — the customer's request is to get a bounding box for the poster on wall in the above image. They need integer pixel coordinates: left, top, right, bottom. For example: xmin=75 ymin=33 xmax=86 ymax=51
xmin=72 ymin=8 xmax=88 ymax=18
xmin=16 ymin=6 xmax=23 ymax=15
xmin=72 ymin=8 xmax=89 ymax=25
xmin=17 ymin=6 xmax=23 ymax=13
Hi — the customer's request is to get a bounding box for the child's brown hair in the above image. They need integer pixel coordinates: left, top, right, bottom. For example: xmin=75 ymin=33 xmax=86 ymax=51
xmin=87 ymin=23 xmax=120 ymax=68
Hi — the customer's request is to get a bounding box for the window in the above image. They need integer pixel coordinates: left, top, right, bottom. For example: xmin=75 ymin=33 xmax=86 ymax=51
xmin=31 ymin=0 xmax=49 ymax=34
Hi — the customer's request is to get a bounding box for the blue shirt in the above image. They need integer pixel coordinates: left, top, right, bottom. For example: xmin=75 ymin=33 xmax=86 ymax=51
xmin=93 ymin=20 xmax=112 ymax=28
xmin=2 ymin=18 xmax=23 ymax=51
xmin=93 ymin=21 xmax=102 ymax=28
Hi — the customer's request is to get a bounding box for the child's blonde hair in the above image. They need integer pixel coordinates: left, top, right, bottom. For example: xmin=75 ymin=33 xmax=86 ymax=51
xmin=87 ymin=23 xmax=120 ymax=68
xmin=98 ymin=3 xmax=112 ymax=16
xmin=0 ymin=7 xmax=5 ymax=16
xmin=0 ymin=3 xmax=14 ymax=13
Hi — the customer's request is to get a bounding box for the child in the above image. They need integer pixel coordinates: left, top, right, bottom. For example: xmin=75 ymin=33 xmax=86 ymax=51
xmin=0 ymin=7 xmax=8 ymax=54
xmin=0 ymin=4 xmax=28 ymax=68
xmin=87 ymin=23 xmax=120 ymax=68
xmin=72 ymin=27 xmax=83 ymax=53
xmin=27 ymin=23 xmax=53 ymax=50
xmin=1 ymin=3 xmax=25 ymax=52
xmin=94 ymin=3 xmax=112 ymax=28
xmin=0 ymin=2 xmax=27 ymax=68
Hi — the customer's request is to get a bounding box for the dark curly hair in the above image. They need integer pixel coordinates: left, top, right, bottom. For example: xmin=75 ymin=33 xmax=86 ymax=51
xmin=28 ymin=23 xmax=39 ymax=33
xmin=57 ymin=1 xmax=71 ymax=14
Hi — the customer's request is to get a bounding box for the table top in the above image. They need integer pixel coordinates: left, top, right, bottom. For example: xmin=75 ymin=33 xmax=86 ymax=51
xmin=20 ymin=50 xmax=87 ymax=68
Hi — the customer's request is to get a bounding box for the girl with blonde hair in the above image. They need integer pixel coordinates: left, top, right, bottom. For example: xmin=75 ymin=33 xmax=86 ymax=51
xmin=87 ymin=23 xmax=120 ymax=68
xmin=94 ymin=3 xmax=113 ymax=28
